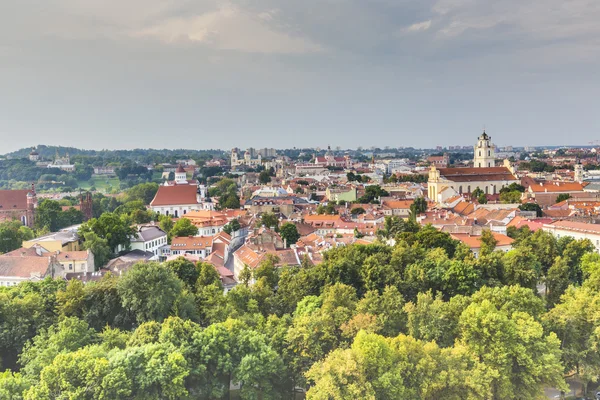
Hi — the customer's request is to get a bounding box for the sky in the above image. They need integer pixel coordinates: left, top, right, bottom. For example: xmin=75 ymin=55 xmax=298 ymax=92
xmin=1 ymin=0 xmax=599 ymax=152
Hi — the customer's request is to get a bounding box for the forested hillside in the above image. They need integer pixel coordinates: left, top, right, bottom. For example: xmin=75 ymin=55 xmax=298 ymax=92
xmin=1 ymin=222 xmax=598 ymax=399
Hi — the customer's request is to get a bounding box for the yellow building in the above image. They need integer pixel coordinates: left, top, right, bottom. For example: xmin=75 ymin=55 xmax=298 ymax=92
xmin=23 ymin=230 xmax=81 ymax=252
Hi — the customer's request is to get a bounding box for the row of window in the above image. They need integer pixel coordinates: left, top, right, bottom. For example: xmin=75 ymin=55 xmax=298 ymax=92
xmin=145 ymin=237 xmax=167 ymax=250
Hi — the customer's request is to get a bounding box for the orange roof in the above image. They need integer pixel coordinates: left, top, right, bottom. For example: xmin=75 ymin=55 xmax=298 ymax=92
xmin=382 ymin=200 xmax=413 ymax=209
xmin=150 ymin=185 xmax=198 ymax=206
xmin=450 ymin=232 xmax=514 ymax=248
xmin=438 ymin=167 xmax=518 ymax=182
xmin=183 ymin=210 xmax=228 ymax=227
xmin=545 ymin=220 xmax=600 ymax=234
xmin=304 ymin=215 xmax=343 ymax=222
xmin=528 ymin=181 xmax=587 ymax=193
xmin=56 ymin=251 xmax=89 ymax=262
xmin=171 ymin=236 xmax=213 ymax=250
xmin=234 ymin=245 xmax=263 ymax=268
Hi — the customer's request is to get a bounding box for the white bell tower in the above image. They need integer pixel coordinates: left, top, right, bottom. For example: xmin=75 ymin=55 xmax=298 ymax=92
xmin=474 ymin=130 xmax=495 ymax=168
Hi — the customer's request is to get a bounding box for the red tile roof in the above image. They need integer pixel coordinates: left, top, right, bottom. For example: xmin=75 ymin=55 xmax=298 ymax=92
xmin=0 ymin=189 xmax=30 ymax=210
xmin=438 ymin=167 xmax=518 ymax=182
xmin=150 ymin=185 xmax=199 ymax=206
xmin=171 ymin=236 xmax=213 ymax=250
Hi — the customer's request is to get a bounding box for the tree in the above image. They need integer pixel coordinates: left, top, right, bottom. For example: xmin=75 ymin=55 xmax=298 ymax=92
xmin=34 ymin=199 xmax=63 ymax=231
xmin=555 ymin=193 xmax=571 ymax=204
xmin=518 ymin=203 xmax=542 ymax=217
xmin=0 ymin=221 xmax=33 ymax=254
xmin=546 ymin=256 xmax=570 ymax=308
xmin=165 ymin=257 xmax=200 ymax=289
xmin=81 ymin=232 xmax=111 ymax=269
xmin=79 ymin=212 xmax=136 ymax=253
xmin=479 ymin=229 xmax=497 ymax=257
xmin=477 ymin=193 xmax=488 ymax=204
xmin=471 ymin=187 xmax=484 ymax=199
xmin=502 ymin=248 xmax=541 ymax=290
xmin=500 ymin=190 xmax=522 ymax=204
xmin=279 ymin=223 xmax=300 ymax=247
xmin=459 ymin=300 xmax=567 ymax=399
xmin=124 ymin=182 xmax=159 ymax=204
xmin=19 ymin=317 xmax=97 ymax=378
xmin=222 ymin=219 xmax=241 ymax=235
xmin=170 ymin=218 xmax=198 ymax=240
xmin=259 ymin=170 xmax=271 ymax=184
xmin=117 ymin=262 xmax=184 ymax=324
xmin=351 ymin=207 xmax=366 ymax=215
xmin=158 ymin=214 xmax=174 ymax=238
xmin=257 ymin=212 xmax=279 ymax=231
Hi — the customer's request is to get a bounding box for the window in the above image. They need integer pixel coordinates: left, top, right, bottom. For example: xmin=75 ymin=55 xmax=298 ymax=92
xmin=488 ymin=150 xmax=490 ymax=156
xmin=478 ymin=151 xmax=481 ymax=157
xmin=69 ymin=264 xmax=73 ymax=270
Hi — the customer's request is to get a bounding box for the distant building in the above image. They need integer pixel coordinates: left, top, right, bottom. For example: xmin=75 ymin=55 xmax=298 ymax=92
xmin=28 ymin=148 xmax=40 ymax=162
xmin=231 ymin=148 xmax=262 ymax=170
xmin=427 ymin=153 xmax=450 ymax=168
xmin=49 ymin=150 xmax=75 ymax=172
xmin=314 ymin=146 xmax=352 ymax=169
xmin=428 ymin=132 xmax=519 ymax=202
xmin=130 ymin=225 xmax=168 ymax=256
xmin=0 ymin=185 xmax=37 ymax=228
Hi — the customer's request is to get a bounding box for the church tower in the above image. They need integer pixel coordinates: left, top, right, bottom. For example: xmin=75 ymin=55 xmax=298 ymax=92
xmin=574 ymin=159 xmax=584 ymax=183
xmin=474 ymin=130 xmax=495 ymax=168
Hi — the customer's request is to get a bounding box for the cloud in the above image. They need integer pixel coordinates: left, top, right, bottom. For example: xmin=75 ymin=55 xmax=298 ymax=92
xmin=133 ymin=4 xmax=324 ymax=54
xmin=404 ymin=20 xmax=432 ymax=32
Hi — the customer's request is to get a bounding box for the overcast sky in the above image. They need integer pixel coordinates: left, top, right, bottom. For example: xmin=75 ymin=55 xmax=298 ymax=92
xmin=1 ymin=0 xmax=599 ymax=152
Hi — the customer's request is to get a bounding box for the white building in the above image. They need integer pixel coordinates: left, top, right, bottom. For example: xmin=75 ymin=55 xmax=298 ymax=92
xmin=170 ymin=236 xmax=213 ymax=258
xmin=130 ymin=225 xmax=168 ymax=256
xmin=543 ymin=220 xmax=600 ymax=252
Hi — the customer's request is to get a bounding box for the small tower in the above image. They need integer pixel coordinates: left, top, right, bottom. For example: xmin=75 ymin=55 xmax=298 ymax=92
xmin=29 ymin=147 xmax=40 ymax=162
xmin=574 ymin=159 xmax=584 ymax=183
xmin=26 ymin=183 xmax=37 ymax=228
xmin=80 ymin=192 xmax=93 ymax=221
xmin=174 ymin=164 xmax=188 ymax=184
xmin=473 ymin=130 xmax=495 ymax=168
xmin=231 ymin=148 xmax=239 ymax=167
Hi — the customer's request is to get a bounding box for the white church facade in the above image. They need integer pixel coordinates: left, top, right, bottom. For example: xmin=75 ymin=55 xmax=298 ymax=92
xmin=428 ymin=131 xmax=520 ymax=202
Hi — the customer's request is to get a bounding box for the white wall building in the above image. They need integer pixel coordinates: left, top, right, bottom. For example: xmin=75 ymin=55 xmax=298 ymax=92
xmin=543 ymin=220 xmax=600 ymax=252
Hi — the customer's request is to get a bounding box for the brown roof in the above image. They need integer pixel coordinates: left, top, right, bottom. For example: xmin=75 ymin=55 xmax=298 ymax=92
xmin=545 ymin=220 xmax=600 ymax=234
xmin=56 ymin=251 xmax=89 ymax=262
xmin=171 ymin=236 xmax=213 ymax=250
xmin=450 ymin=232 xmax=514 ymax=248
xmin=150 ymin=185 xmax=199 ymax=206
xmin=438 ymin=167 xmax=518 ymax=182
xmin=0 ymin=256 xmax=52 ymax=278
xmin=176 ymin=164 xmax=186 ymax=173
xmin=0 ymin=190 xmax=30 ymax=210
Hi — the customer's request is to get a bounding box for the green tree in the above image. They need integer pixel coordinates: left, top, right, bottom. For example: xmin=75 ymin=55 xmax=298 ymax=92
xmin=0 ymin=221 xmax=34 ymax=254
xmin=19 ymin=317 xmax=97 ymax=378
xmin=223 ymin=219 xmax=241 ymax=235
xmin=502 ymin=248 xmax=541 ymax=290
xmin=34 ymin=199 xmax=63 ymax=231
xmin=169 ymin=217 xmax=198 ymax=239
xmin=79 ymin=212 xmax=136 ymax=253
xmin=459 ymin=300 xmax=566 ymax=399
xmin=81 ymin=231 xmax=111 ymax=269
xmin=479 ymin=229 xmax=497 ymax=257
xmin=546 ymin=256 xmax=570 ymax=308
xmin=165 ymin=257 xmax=200 ymax=289
xmin=124 ymin=182 xmax=159 ymax=204
xmin=117 ymin=262 xmax=184 ymax=324
xmin=555 ymin=193 xmax=571 ymax=204
xmin=500 ymin=190 xmax=522 ymax=204
xmin=279 ymin=222 xmax=300 ymax=247
xmin=259 ymin=170 xmax=271 ymax=184
xmin=257 ymin=212 xmax=279 ymax=231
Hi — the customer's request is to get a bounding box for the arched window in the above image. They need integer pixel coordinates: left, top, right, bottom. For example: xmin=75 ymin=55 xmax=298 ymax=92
xmin=479 ymin=151 xmax=481 ymax=157
xmin=468 ymin=185 xmax=471 ymax=193
xmin=485 ymin=186 xmax=489 ymax=194
xmin=165 ymin=210 xmax=169 ymax=216
xmin=459 ymin=186 xmax=463 ymax=194
xmin=488 ymin=150 xmax=490 ymax=156
xmin=174 ymin=210 xmax=178 ymax=217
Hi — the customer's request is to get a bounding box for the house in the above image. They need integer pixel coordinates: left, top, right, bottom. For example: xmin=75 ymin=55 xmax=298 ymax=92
xmin=326 ymin=187 xmax=357 ymax=202
xmin=182 ymin=210 xmax=229 ymax=236
xmin=543 ymin=221 xmax=600 ymax=252
xmin=170 ymin=236 xmax=213 ymax=258
xmin=450 ymin=232 xmax=514 ymax=258
xmin=105 ymin=250 xmax=156 ymax=274
xmin=0 ymin=186 xmax=37 ymax=228
xmin=381 ymin=199 xmax=414 ymax=217
xmin=0 ymin=252 xmax=64 ymax=287
xmin=522 ymin=177 xmax=588 ymax=207
xmin=56 ymin=250 xmax=95 ymax=273
xmin=130 ymin=225 xmax=168 ymax=256
xmin=427 ymin=153 xmax=450 ymax=168
xmin=314 ymin=146 xmax=352 ymax=168
xmin=23 ymin=226 xmax=81 ymax=252
xmin=149 ymin=184 xmax=204 ymax=217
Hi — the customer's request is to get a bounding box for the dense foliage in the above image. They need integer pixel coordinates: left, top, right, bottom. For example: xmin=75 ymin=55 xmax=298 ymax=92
xmin=1 ymin=223 xmax=598 ymax=399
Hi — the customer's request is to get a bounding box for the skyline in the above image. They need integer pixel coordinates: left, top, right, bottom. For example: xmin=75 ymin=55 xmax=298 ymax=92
xmin=1 ymin=1 xmax=599 ymax=152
